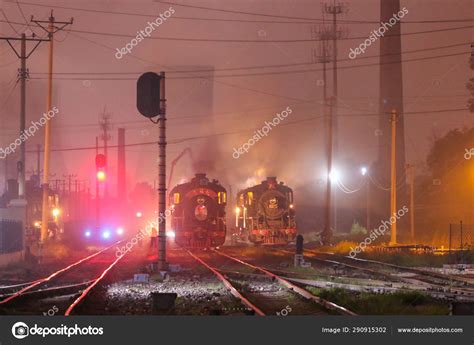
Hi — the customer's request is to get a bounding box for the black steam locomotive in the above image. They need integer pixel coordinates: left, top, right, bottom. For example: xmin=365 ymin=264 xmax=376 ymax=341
xmin=169 ymin=173 xmax=227 ymax=247
xmin=234 ymin=177 xmax=296 ymax=245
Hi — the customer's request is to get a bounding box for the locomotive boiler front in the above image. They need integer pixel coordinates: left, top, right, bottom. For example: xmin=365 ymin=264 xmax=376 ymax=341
xmin=235 ymin=177 xmax=296 ymax=245
xmin=170 ymin=173 xmax=227 ymax=248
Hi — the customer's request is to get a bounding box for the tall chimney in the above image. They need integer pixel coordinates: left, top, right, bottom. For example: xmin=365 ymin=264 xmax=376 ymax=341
xmin=376 ymin=0 xmax=406 ymax=216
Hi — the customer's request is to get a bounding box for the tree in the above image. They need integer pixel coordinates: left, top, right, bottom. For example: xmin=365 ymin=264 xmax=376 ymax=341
xmin=415 ymin=127 xmax=474 ymax=244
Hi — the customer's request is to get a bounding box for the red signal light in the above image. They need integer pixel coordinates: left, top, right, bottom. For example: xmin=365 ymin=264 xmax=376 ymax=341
xmin=95 ymin=154 xmax=107 ymax=169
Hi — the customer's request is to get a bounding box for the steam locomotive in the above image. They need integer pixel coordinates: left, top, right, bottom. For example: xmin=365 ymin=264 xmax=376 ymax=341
xmin=169 ymin=173 xmax=227 ymax=247
xmin=234 ymin=177 xmax=296 ymax=245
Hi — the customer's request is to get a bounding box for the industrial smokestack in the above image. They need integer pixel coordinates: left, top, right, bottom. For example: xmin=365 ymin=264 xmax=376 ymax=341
xmin=117 ymin=128 xmax=126 ymax=202
xmin=376 ymin=0 xmax=407 ymax=217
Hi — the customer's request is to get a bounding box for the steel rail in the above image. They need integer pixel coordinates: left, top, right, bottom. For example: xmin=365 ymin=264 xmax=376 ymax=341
xmin=213 ymin=249 xmax=357 ymax=316
xmin=185 ymin=249 xmax=265 ymax=316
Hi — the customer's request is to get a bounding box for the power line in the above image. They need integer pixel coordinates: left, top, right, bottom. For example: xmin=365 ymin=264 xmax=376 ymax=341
xmin=155 ymin=0 xmax=474 ymax=25
xmin=27 ymin=50 xmax=470 ymax=80
xmin=65 ymin=25 xmax=474 ymax=43
xmin=15 ymin=0 xmax=474 ymax=25
xmin=27 ymin=42 xmax=470 ymax=76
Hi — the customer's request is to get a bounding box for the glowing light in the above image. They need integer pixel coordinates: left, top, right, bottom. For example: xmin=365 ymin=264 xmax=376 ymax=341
xmin=166 ymin=231 xmax=175 ymax=238
xmin=360 ymin=166 xmax=368 ymax=176
xmin=136 ymin=211 xmax=142 ymax=218
xmin=116 ymin=227 xmax=124 ymax=235
xmin=235 ymin=207 xmax=240 ymax=214
xmin=329 ymin=169 xmax=341 ymax=183
xmin=289 ymin=204 xmax=294 ymax=209
xmin=84 ymin=230 xmax=92 ymax=238
xmin=34 ymin=221 xmax=41 ymax=227
xmin=52 ymin=208 xmax=60 ymax=217
xmin=96 ymin=170 xmax=106 ymax=181
xmin=102 ymin=230 xmax=111 ymax=239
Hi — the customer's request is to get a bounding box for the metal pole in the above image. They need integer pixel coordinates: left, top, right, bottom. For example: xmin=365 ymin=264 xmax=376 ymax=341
xmin=36 ymin=144 xmax=41 ymax=177
xmin=18 ymin=33 xmax=26 ymax=198
xmin=366 ymin=178 xmax=370 ymax=231
xmin=158 ymin=72 xmax=167 ymax=270
xmin=407 ymin=164 xmax=415 ymax=242
xmin=96 ymin=137 xmax=100 ymax=230
xmin=390 ymin=110 xmax=397 ymax=245
xmin=449 ymin=224 xmax=452 ymax=255
xmin=460 ymin=220 xmax=463 ymax=264
xmin=40 ymin=15 xmax=54 ymax=250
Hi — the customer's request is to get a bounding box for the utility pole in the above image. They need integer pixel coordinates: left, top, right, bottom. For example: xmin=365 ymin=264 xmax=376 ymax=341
xmin=313 ymin=2 xmax=347 ymax=244
xmin=31 ymin=12 xmax=73 ymax=258
xmin=406 ymin=163 xmax=415 ymax=242
xmin=36 ymin=144 xmax=41 ymax=177
xmin=99 ymin=107 xmax=112 ymax=198
xmin=366 ymin=178 xmax=371 ymax=231
xmin=390 ymin=110 xmax=398 ymax=245
xmin=95 ymin=136 xmax=100 ymax=230
xmin=0 ymin=33 xmax=49 ymax=199
xmin=311 ymin=25 xmax=331 ymax=244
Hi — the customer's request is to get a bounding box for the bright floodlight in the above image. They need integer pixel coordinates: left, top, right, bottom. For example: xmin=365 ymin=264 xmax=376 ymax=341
xmin=166 ymin=231 xmax=176 ymax=238
xmin=52 ymin=208 xmax=60 ymax=217
xmin=85 ymin=230 xmax=91 ymax=237
xmin=116 ymin=227 xmax=124 ymax=235
xmin=361 ymin=166 xmax=368 ymax=176
xmin=136 ymin=211 xmax=143 ymax=218
xmin=328 ymin=169 xmax=341 ymax=183
xmin=102 ymin=230 xmax=111 ymax=239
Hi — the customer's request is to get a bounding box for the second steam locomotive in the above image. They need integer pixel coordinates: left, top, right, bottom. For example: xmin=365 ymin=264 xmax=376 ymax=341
xmin=234 ymin=177 xmax=296 ymax=245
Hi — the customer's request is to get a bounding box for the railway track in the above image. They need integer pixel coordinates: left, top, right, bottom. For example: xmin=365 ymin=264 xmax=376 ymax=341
xmin=0 ymin=241 xmax=131 ymax=315
xmin=185 ymin=248 xmax=356 ymax=316
xmin=299 ymin=249 xmax=474 ymax=299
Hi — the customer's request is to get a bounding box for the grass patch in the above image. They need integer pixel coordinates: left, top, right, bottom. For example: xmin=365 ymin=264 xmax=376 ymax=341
xmin=358 ymin=251 xmax=474 ymax=267
xmin=307 ymin=287 xmax=449 ymax=315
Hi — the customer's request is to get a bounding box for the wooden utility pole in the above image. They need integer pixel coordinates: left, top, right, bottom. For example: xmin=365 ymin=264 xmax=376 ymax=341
xmin=406 ymin=163 xmax=415 ymax=242
xmin=390 ymin=110 xmax=398 ymax=245
xmin=32 ymin=12 xmax=73 ymax=256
